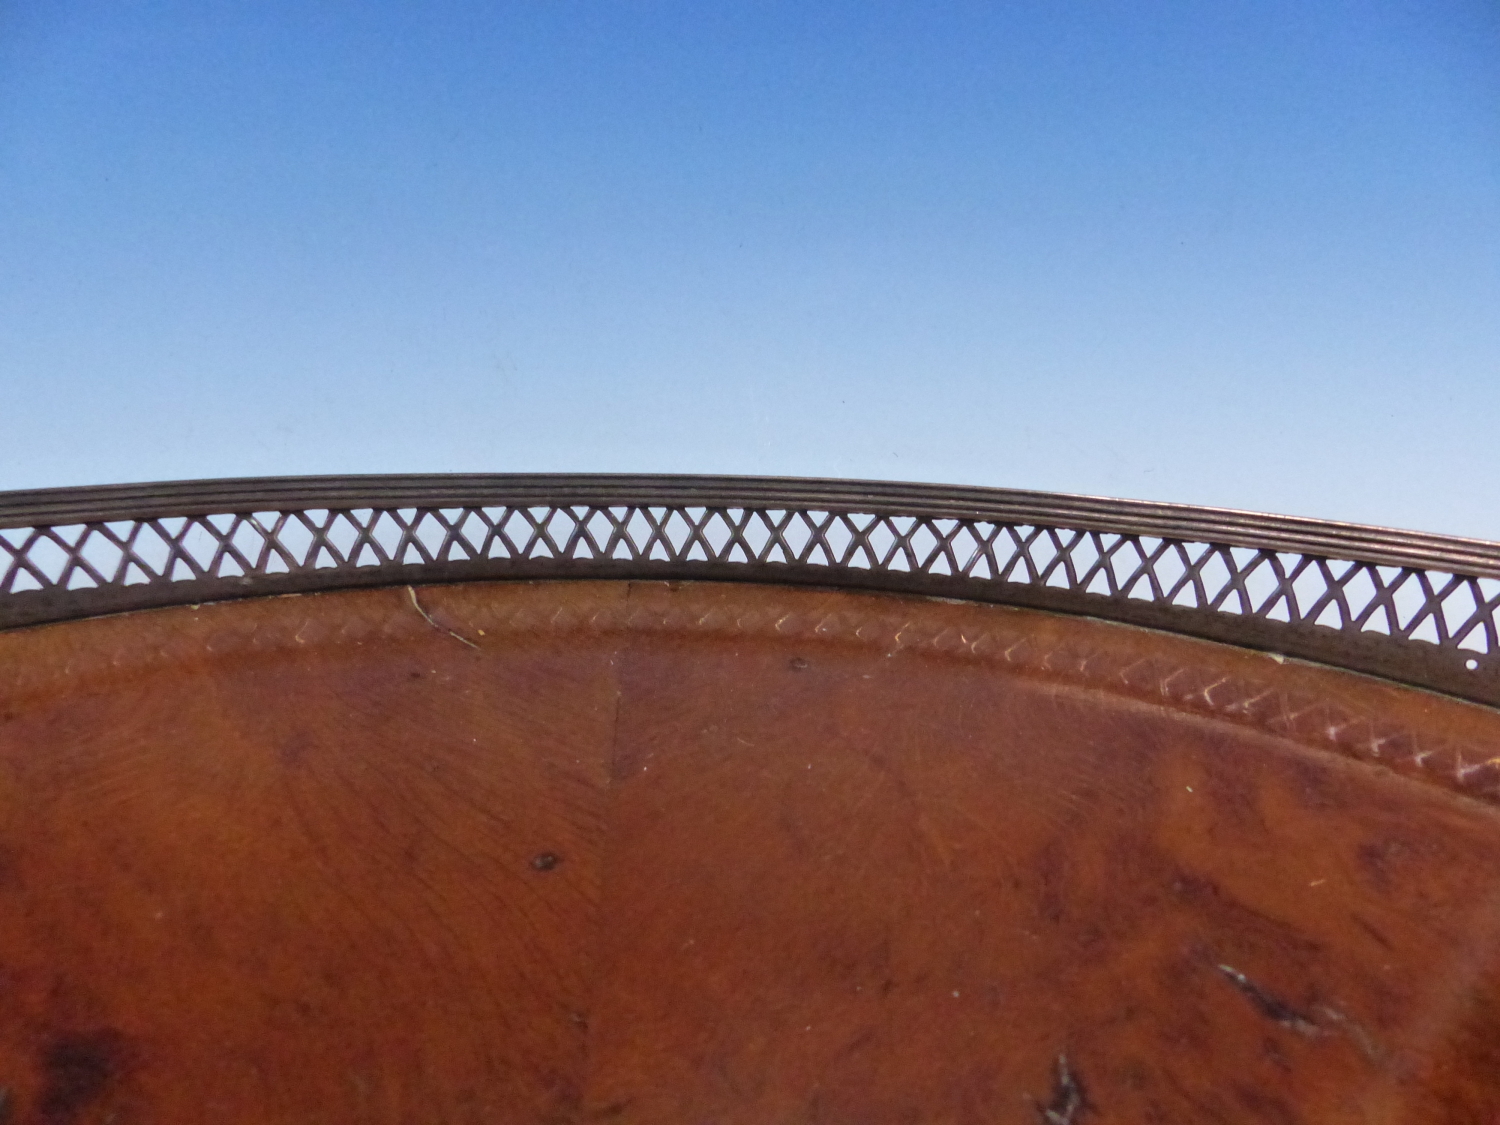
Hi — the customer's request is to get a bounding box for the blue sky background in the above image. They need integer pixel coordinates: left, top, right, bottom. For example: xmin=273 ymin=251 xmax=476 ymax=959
xmin=2 ymin=2 xmax=1497 ymax=537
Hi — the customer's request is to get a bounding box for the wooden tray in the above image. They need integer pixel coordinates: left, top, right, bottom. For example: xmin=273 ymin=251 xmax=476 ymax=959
xmin=2 ymin=579 xmax=1498 ymax=1122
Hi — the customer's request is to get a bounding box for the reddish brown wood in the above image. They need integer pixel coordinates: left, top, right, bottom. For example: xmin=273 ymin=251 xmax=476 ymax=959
xmin=1 ymin=580 xmax=1499 ymax=1123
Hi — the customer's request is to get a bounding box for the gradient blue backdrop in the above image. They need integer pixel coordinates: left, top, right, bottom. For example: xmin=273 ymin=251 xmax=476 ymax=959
xmin=3 ymin=2 xmax=1497 ymax=536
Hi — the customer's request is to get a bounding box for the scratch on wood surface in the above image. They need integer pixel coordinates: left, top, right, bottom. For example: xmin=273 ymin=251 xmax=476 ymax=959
xmin=1315 ymin=1003 xmax=1386 ymax=1064
xmin=407 ymin=587 xmax=480 ymax=650
xmin=1216 ymin=964 xmax=1323 ymax=1038
xmin=1035 ymin=1053 xmax=1087 ymax=1124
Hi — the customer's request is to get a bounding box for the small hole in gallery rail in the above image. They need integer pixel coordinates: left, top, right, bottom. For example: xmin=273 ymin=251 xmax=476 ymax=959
xmin=1466 ymin=658 xmax=1480 ymax=671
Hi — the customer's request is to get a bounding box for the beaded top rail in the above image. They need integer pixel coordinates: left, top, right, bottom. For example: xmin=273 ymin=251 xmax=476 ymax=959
xmin=3 ymin=475 xmax=1498 ymax=707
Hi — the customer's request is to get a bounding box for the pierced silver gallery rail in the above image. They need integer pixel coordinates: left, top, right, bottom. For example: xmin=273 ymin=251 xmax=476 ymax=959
xmin=3 ymin=475 xmax=1498 ymax=707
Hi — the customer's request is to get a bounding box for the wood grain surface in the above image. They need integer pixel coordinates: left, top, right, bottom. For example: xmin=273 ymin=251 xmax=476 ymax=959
xmin=1 ymin=579 xmax=1498 ymax=1123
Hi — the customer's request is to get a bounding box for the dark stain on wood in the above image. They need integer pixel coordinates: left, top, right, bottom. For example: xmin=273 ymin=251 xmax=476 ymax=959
xmin=38 ymin=1029 xmax=126 ymax=1124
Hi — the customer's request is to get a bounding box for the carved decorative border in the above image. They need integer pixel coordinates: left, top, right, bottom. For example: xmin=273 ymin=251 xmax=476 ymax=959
xmin=6 ymin=581 xmax=1498 ymax=806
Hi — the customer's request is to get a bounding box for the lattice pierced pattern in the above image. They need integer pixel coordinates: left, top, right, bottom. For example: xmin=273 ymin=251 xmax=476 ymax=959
xmin=4 ymin=503 xmax=1498 ymax=664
